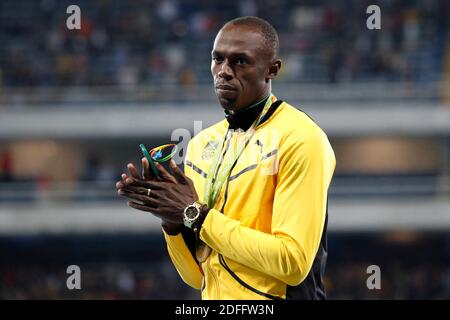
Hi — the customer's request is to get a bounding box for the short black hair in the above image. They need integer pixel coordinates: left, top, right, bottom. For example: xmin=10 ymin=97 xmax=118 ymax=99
xmin=222 ymin=16 xmax=279 ymax=60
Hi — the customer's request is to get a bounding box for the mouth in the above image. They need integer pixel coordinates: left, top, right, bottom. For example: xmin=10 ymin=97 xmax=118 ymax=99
xmin=215 ymin=84 xmax=237 ymax=101
xmin=215 ymin=84 xmax=236 ymax=91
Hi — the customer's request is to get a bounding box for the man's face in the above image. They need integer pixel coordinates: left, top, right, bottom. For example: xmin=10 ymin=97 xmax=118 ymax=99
xmin=211 ymin=25 xmax=271 ymax=111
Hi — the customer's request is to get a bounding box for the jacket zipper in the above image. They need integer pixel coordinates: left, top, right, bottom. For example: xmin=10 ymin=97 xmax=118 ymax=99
xmin=203 ymin=101 xmax=284 ymax=300
xmin=215 ymin=106 xmax=285 ymax=300
xmin=204 ymin=131 xmax=233 ymax=299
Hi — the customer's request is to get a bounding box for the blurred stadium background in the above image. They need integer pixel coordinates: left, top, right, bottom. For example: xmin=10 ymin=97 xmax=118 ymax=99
xmin=0 ymin=0 xmax=449 ymax=299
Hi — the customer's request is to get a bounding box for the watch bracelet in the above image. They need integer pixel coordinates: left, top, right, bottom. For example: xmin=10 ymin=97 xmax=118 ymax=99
xmin=192 ymin=204 xmax=210 ymax=236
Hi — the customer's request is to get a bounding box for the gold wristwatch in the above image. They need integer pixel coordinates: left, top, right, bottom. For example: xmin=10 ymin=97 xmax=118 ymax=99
xmin=183 ymin=201 xmax=204 ymax=229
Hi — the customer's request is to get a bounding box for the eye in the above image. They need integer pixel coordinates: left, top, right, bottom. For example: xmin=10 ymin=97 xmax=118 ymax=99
xmin=235 ymin=57 xmax=246 ymax=65
xmin=212 ymin=56 xmax=223 ymax=63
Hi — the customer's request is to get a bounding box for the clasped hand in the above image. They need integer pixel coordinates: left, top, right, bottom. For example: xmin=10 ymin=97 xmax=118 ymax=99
xmin=115 ymin=157 xmax=199 ymax=229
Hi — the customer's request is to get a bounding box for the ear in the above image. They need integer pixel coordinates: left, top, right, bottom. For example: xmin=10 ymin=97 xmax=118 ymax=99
xmin=266 ymin=59 xmax=281 ymax=82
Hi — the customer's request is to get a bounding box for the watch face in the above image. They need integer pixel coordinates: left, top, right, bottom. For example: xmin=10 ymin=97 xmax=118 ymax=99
xmin=185 ymin=206 xmax=199 ymax=220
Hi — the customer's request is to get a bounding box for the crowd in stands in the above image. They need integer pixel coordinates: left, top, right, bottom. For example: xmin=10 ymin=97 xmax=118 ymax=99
xmin=0 ymin=0 xmax=448 ymax=88
xmin=1 ymin=233 xmax=449 ymax=299
xmin=2 ymin=261 xmax=449 ymax=299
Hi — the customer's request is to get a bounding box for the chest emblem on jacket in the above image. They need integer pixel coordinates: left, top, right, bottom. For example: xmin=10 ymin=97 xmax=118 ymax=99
xmin=201 ymin=140 xmax=219 ymax=160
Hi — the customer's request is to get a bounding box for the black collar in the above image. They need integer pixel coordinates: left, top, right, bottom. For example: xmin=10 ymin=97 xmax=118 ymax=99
xmin=225 ymin=96 xmax=269 ymax=131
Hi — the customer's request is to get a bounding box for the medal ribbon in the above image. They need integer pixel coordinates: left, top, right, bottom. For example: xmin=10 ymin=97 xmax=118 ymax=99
xmin=203 ymin=93 xmax=277 ymax=208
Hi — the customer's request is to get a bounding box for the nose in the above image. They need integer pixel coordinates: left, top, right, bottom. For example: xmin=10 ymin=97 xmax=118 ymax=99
xmin=218 ymin=60 xmax=233 ymax=80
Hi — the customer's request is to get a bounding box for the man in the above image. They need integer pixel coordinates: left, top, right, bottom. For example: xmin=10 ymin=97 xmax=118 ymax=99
xmin=116 ymin=16 xmax=336 ymax=300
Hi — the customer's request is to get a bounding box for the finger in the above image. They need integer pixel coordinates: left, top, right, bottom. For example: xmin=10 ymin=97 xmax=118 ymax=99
xmin=121 ymin=185 xmax=159 ymax=197
xmin=141 ymin=157 xmax=154 ymax=180
xmin=123 ymin=177 xmax=165 ymax=190
xmin=116 ymin=172 xmax=131 ymax=189
xmin=116 ymin=180 xmax=125 ymax=189
xmin=128 ymin=201 xmax=158 ymax=213
xmin=154 ymin=162 xmax=177 ymax=184
xmin=127 ymin=163 xmax=141 ymax=179
xmin=118 ymin=189 xmax=162 ymax=207
xmin=169 ymin=159 xmax=188 ymax=184
xmin=127 ymin=202 xmax=166 ymax=219
xmin=127 ymin=202 xmax=175 ymax=224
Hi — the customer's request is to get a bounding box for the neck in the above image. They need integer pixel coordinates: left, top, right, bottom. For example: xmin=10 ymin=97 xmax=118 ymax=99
xmin=228 ymin=93 xmax=271 ymax=116
xmin=225 ymin=94 xmax=271 ymax=131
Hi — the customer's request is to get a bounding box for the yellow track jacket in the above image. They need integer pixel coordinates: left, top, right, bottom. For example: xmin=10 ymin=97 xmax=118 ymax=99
xmin=163 ymin=98 xmax=336 ymax=300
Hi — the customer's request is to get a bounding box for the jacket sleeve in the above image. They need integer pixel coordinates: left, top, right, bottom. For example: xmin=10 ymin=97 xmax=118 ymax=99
xmin=163 ymin=229 xmax=203 ymax=290
xmin=199 ymin=128 xmax=336 ymax=286
xmin=162 ymin=142 xmax=204 ymax=290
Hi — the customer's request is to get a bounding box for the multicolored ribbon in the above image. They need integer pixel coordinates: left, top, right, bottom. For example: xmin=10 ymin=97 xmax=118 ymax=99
xmin=139 ymin=143 xmax=178 ymax=177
